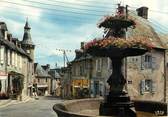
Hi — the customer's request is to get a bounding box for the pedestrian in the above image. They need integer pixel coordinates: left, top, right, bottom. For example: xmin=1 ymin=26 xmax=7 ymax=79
xmin=32 ymin=79 xmax=38 ymax=99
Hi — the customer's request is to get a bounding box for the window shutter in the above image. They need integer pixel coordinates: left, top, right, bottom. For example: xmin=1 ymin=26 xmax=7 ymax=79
xmin=141 ymin=56 xmax=145 ymax=70
xmin=151 ymin=57 xmax=157 ymax=70
xmin=96 ymin=59 xmax=98 ymax=71
xmin=107 ymin=58 xmax=111 ymax=70
xmin=140 ymin=80 xmax=145 ymax=95
xmin=100 ymin=58 xmax=102 ymax=71
xmin=151 ymin=80 xmax=156 ymax=94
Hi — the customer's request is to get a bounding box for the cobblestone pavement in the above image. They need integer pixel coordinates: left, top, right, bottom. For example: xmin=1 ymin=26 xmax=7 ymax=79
xmin=0 ymin=96 xmax=63 ymax=117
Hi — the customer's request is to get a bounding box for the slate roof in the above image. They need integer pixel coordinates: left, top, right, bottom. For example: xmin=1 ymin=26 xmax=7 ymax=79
xmin=0 ymin=22 xmax=32 ymax=61
xmin=49 ymin=69 xmax=61 ymax=79
xmin=158 ymin=34 xmax=168 ymax=49
xmin=126 ymin=11 xmax=166 ymax=49
xmin=22 ymin=21 xmax=34 ymax=45
xmin=34 ymin=63 xmax=51 ymax=78
xmin=0 ymin=38 xmax=32 ymax=61
xmin=72 ymin=49 xmax=92 ymax=62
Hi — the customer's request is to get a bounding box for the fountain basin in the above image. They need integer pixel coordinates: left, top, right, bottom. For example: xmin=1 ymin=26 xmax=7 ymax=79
xmin=87 ymin=47 xmax=147 ymax=58
xmin=53 ymin=98 xmax=167 ymax=117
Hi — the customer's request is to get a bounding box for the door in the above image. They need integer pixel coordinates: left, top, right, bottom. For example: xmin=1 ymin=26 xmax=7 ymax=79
xmin=94 ymin=81 xmax=99 ymax=97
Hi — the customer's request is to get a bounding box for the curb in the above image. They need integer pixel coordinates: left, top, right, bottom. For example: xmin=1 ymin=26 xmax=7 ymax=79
xmin=0 ymin=97 xmax=34 ymax=108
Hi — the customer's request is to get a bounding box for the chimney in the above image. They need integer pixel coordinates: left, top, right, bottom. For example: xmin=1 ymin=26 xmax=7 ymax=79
xmin=18 ymin=42 xmax=22 ymax=48
xmin=80 ymin=42 xmax=85 ymax=50
xmin=7 ymin=33 xmax=12 ymax=42
xmin=136 ymin=7 xmax=148 ymax=19
xmin=46 ymin=64 xmax=50 ymax=69
xmin=75 ymin=49 xmax=83 ymax=59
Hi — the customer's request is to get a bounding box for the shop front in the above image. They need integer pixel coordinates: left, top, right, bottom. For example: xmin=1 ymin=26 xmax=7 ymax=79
xmin=72 ymin=79 xmax=89 ymax=98
xmin=7 ymin=71 xmax=24 ymax=100
xmin=0 ymin=71 xmax=8 ymax=99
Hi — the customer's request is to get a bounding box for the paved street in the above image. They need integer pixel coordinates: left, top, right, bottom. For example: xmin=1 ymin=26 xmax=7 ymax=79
xmin=0 ymin=96 xmax=63 ymax=117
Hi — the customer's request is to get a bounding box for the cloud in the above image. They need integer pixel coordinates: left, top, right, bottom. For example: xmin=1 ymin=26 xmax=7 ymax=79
xmin=0 ymin=0 xmax=42 ymax=21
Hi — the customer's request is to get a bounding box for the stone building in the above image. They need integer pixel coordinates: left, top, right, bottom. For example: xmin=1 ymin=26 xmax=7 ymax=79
xmin=34 ymin=63 xmax=51 ymax=96
xmin=70 ymin=7 xmax=168 ymax=102
xmin=0 ymin=20 xmax=35 ymax=100
xmin=49 ymin=68 xmax=61 ymax=96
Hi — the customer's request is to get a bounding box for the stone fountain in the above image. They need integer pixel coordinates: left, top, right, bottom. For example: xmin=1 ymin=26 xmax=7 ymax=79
xmin=86 ymin=5 xmax=148 ymax=117
xmin=53 ymin=5 xmax=167 ymax=117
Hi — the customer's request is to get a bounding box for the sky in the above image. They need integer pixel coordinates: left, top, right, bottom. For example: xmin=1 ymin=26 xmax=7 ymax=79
xmin=0 ymin=0 xmax=168 ymax=68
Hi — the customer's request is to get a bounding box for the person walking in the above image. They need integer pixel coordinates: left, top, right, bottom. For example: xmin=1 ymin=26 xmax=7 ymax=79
xmin=32 ymin=79 xmax=38 ymax=99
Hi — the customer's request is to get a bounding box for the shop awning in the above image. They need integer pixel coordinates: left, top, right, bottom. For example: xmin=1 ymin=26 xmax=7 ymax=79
xmin=8 ymin=71 xmax=24 ymax=78
xmin=28 ymin=84 xmax=48 ymax=88
xmin=37 ymin=84 xmax=48 ymax=88
xmin=0 ymin=75 xmax=8 ymax=80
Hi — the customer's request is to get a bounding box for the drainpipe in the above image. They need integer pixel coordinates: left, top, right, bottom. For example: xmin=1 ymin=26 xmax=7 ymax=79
xmin=5 ymin=47 xmax=8 ymax=93
xmin=89 ymin=59 xmax=93 ymax=98
xmin=164 ymin=50 xmax=167 ymax=102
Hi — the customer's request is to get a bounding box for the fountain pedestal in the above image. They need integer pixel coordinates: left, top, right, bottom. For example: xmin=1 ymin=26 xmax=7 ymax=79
xmin=99 ymin=58 xmax=136 ymax=117
xmin=87 ymin=47 xmax=147 ymax=117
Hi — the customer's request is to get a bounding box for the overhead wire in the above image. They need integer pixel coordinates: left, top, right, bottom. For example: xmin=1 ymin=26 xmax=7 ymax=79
xmin=129 ymin=6 xmax=168 ymax=15
xmin=42 ymin=0 xmax=117 ymax=9
xmin=56 ymin=0 xmax=117 ymax=4
xmin=22 ymin=0 xmax=115 ymax=13
xmin=128 ymin=10 xmax=168 ymax=34
xmin=0 ymin=4 xmax=102 ymax=21
xmin=148 ymin=19 xmax=168 ymax=33
xmin=0 ymin=7 xmax=98 ymax=24
xmin=0 ymin=0 xmax=107 ymax=16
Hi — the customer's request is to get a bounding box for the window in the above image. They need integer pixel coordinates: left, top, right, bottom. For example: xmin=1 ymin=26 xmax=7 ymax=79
xmin=10 ymin=50 xmax=12 ymax=65
xmin=107 ymin=58 xmax=112 ymax=70
xmin=27 ymin=50 xmax=30 ymax=54
xmin=4 ymin=31 xmax=7 ymax=40
xmin=0 ymin=45 xmax=5 ymax=64
xmin=46 ymin=78 xmax=48 ymax=82
xmin=12 ymin=51 xmax=14 ymax=66
xmin=140 ymin=79 xmax=156 ymax=94
xmin=7 ymin=49 xmax=10 ymax=65
xmin=15 ymin=52 xmax=17 ymax=67
xmin=20 ymin=55 xmax=22 ymax=69
xmin=80 ymin=65 xmax=83 ymax=76
xmin=141 ymin=55 xmax=156 ymax=70
xmin=96 ymin=58 xmax=102 ymax=72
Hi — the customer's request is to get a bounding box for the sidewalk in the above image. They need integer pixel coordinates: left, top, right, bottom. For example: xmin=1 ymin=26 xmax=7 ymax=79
xmin=0 ymin=96 xmax=34 ymax=108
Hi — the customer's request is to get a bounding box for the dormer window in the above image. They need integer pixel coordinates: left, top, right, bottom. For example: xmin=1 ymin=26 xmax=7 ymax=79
xmin=4 ymin=31 xmax=7 ymax=40
xmin=27 ymin=50 xmax=30 ymax=54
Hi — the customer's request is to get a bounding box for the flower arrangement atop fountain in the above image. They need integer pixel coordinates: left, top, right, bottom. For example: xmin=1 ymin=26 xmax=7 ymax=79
xmin=98 ymin=15 xmax=136 ymax=29
xmin=84 ymin=37 xmax=154 ymax=51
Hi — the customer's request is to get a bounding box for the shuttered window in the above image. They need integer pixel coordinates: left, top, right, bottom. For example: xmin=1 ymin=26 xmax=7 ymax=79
xmin=96 ymin=58 xmax=102 ymax=72
xmin=0 ymin=45 xmax=5 ymax=64
xmin=141 ymin=55 xmax=157 ymax=70
xmin=7 ymin=49 xmax=10 ymax=65
xmin=107 ymin=58 xmax=112 ymax=70
xmin=140 ymin=80 xmax=145 ymax=94
xmin=140 ymin=79 xmax=156 ymax=95
xmin=12 ymin=51 xmax=14 ymax=66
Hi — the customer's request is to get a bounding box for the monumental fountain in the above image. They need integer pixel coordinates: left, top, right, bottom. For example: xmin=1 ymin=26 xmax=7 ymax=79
xmin=53 ymin=5 xmax=167 ymax=117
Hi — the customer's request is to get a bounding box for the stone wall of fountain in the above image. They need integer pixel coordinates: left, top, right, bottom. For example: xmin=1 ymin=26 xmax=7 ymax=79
xmin=53 ymin=99 xmax=167 ymax=117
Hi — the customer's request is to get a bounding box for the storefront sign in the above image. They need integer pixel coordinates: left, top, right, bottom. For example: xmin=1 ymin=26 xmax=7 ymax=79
xmin=73 ymin=79 xmax=89 ymax=87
